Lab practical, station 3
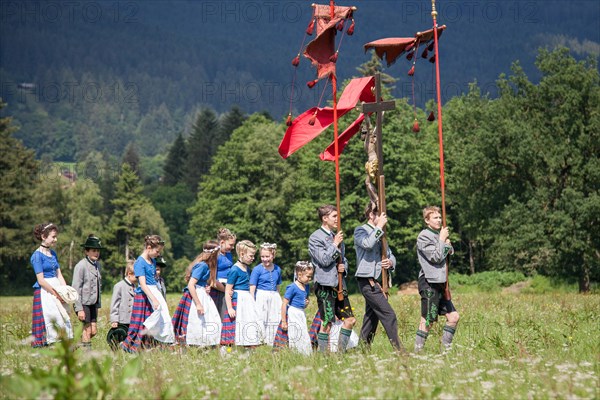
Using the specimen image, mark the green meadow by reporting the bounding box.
[1,291,598,399]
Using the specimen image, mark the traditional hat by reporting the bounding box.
[80,235,104,249]
[155,256,167,268]
[106,324,129,349]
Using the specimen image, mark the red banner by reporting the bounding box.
[278,76,374,159]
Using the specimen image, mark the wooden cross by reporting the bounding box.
[361,73,396,295]
[361,73,396,174]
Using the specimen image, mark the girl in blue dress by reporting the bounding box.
[31,223,73,347]
[121,235,174,352]
[221,240,265,347]
[249,243,282,346]
[210,228,236,320]
[172,240,222,346]
[274,261,313,355]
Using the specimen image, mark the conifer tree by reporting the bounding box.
[122,143,141,177]
[162,133,187,186]
[183,108,219,191]
[219,105,246,144]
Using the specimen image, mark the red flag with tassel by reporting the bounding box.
[364,25,446,134]
[304,4,354,84]
[364,26,445,67]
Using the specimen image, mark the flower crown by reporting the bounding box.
[295,261,313,271]
[203,246,221,254]
[260,242,277,250]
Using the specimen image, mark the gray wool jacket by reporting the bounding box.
[417,228,453,283]
[110,278,135,324]
[354,223,396,280]
[72,257,102,312]
[308,227,348,288]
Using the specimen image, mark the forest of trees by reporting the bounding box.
[1,1,598,164]
[1,48,598,294]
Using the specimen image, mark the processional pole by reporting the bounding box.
[431,0,452,300]
[330,0,342,228]
[329,0,346,301]
[431,0,446,226]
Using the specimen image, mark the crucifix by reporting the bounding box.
[362,73,396,177]
[361,72,395,296]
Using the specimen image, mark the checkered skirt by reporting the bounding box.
[172,291,193,345]
[220,298,237,346]
[120,292,153,352]
[31,288,47,347]
[273,314,289,350]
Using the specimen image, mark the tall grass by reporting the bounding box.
[0,292,598,399]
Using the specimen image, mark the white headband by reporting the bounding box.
[203,246,220,254]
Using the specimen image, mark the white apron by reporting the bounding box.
[186,288,222,346]
[41,277,73,343]
[142,285,175,343]
[287,306,312,356]
[255,289,282,346]
[234,290,265,346]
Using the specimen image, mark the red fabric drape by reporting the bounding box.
[364,26,446,67]
[320,113,365,161]
[363,37,415,67]
[304,4,353,81]
[278,76,374,159]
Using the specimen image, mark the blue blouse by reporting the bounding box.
[134,256,157,293]
[217,253,233,280]
[284,283,309,309]
[31,249,60,288]
[227,264,250,301]
[191,262,210,287]
[249,264,282,291]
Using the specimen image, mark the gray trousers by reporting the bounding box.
[357,277,402,350]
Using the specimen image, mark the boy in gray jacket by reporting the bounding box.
[72,234,103,349]
[107,261,137,349]
[354,202,403,352]
[308,204,356,353]
[414,206,460,352]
